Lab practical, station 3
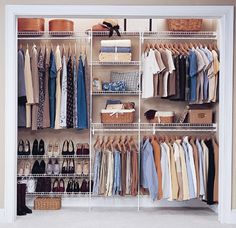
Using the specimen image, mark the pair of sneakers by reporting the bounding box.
[46,159,60,175]
[47,143,60,157]
[18,161,31,176]
[76,160,89,175]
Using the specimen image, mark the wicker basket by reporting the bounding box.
[166,19,202,31]
[149,111,175,124]
[101,109,135,123]
[188,109,212,124]
[34,197,61,210]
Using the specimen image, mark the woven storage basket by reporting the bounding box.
[149,111,175,124]
[101,109,135,123]
[18,18,45,32]
[166,19,202,31]
[34,197,61,210]
[188,109,212,124]
[49,19,74,32]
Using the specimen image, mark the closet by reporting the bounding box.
[16,17,219,211]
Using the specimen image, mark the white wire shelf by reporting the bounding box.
[26,192,90,197]
[143,31,217,40]
[91,123,217,133]
[17,155,90,159]
[92,91,140,96]
[17,174,90,178]
[91,61,140,66]
[17,31,90,40]
[87,30,141,37]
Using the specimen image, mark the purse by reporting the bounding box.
[27,178,36,193]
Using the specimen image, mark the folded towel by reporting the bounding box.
[101,39,131,47]
[99,53,132,62]
[100,47,132,53]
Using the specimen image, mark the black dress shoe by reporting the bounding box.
[74,180,80,193]
[39,160,46,174]
[62,140,69,156]
[32,160,40,174]
[61,159,68,174]
[68,159,75,174]
[32,139,39,156]
[66,178,73,192]
[38,139,45,155]
[18,139,25,156]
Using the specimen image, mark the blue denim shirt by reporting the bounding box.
[93,149,101,195]
[113,150,121,195]
[188,50,198,102]
[49,50,57,128]
[141,139,158,201]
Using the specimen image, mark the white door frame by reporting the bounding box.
[3,5,234,224]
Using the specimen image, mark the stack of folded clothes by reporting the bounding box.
[99,39,132,62]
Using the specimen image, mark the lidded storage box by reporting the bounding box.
[49,19,74,32]
[188,109,213,124]
[18,18,45,32]
[150,111,175,124]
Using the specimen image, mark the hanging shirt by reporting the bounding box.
[176,140,189,200]
[73,56,78,128]
[126,150,132,195]
[188,49,198,102]
[60,55,67,128]
[201,140,209,201]
[196,138,205,197]
[93,149,101,195]
[211,50,220,102]
[54,45,62,129]
[141,139,158,201]
[141,49,159,98]
[160,142,171,199]
[113,150,121,195]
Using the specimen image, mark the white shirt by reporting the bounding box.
[60,55,67,128]
[142,49,159,98]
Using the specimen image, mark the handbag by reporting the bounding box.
[27,178,36,193]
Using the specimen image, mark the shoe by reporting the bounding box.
[17,184,27,216]
[53,142,60,157]
[53,159,60,175]
[47,143,53,157]
[18,161,25,176]
[39,160,46,174]
[76,161,83,175]
[24,161,31,176]
[68,140,75,155]
[18,139,25,156]
[74,180,80,193]
[80,179,88,193]
[82,143,89,155]
[24,140,31,155]
[52,179,59,192]
[62,159,68,174]
[66,178,73,192]
[83,161,89,175]
[62,140,69,156]
[32,139,39,156]
[59,179,65,192]
[47,159,53,175]
[69,159,75,174]
[38,139,45,155]
[31,160,40,174]
[21,184,32,214]
[76,143,83,156]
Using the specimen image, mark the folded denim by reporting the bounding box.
[100,47,131,53]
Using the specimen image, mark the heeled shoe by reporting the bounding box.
[31,160,40,174]
[39,160,46,174]
[59,178,65,192]
[47,159,53,175]
[62,140,69,156]
[68,140,75,155]
[66,178,73,193]
[53,159,60,175]
[53,142,60,157]
[76,143,83,156]
[69,159,75,174]
[18,161,25,176]
[38,139,45,155]
[82,143,89,155]
[74,179,80,193]
[24,140,31,155]
[83,161,89,176]
[52,179,59,192]
[80,179,88,193]
[32,139,39,156]
[76,161,83,175]
[18,139,25,156]
[47,143,53,157]
[61,159,68,174]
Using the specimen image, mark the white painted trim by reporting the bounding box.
[4,4,235,224]
[0,209,6,223]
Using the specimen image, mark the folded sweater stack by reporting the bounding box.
[99,39,132,62]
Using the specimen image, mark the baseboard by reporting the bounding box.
[0,209,6,223]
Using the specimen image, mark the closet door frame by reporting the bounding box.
[4,5,234,224]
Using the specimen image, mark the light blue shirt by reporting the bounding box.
[113,150,121,195]
[141,139,158,201]
[182,141,195,199]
